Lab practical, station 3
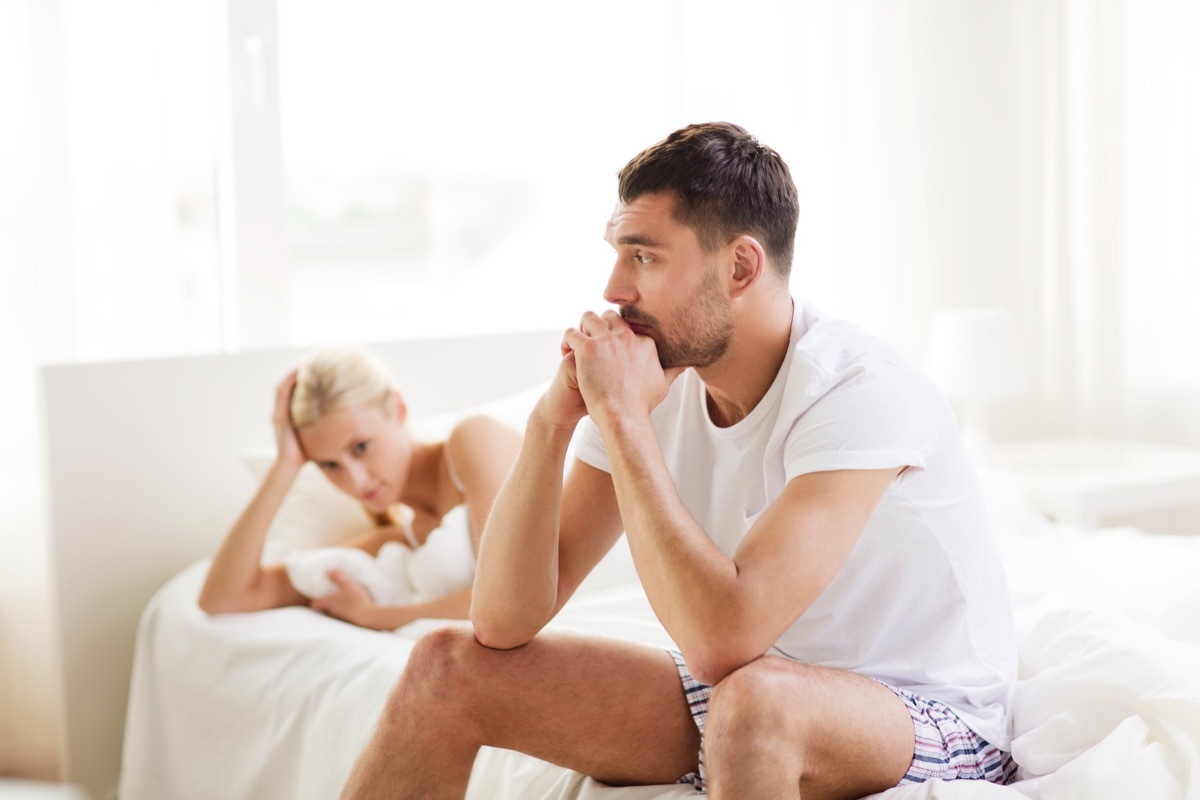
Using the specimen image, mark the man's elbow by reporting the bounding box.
[469,616,536,651]
[469,584,558,650]
[469,604,547,651]
[680,639,765,686]
[686,656,738,687]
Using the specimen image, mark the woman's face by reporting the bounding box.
[296,399,411,514]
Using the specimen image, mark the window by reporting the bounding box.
[238,0,690,347]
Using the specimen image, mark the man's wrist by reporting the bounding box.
[594,405,655,452]
[529,397,583,447]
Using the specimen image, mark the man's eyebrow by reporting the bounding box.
[615,234,667,248]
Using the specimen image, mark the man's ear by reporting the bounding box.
[390,389,408,424]
[728,235,767,298]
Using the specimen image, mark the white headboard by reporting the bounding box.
[40,329,563,800]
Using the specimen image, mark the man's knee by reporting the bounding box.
[708,658,800,739]
[407,625,478,673]
[703,658,814,792]
[705,656,834,765]
[384,626,482,725]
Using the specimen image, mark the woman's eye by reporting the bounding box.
[352,441,368,455]
[319,461,338,471]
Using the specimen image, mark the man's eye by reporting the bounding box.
[319,461,338,471]
[353,441,368,455]
[634,253,653,265]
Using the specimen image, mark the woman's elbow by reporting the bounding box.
[196,590,231,615]
[197,584,260,616]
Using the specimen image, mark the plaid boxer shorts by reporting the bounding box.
[669,650,1017,793]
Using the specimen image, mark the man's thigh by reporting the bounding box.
[702,656,914,799]
[429,627,700,787]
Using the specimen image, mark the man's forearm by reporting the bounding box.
[599,412,745,677]
[470,402,576,648]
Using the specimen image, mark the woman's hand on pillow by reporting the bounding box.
[272,370,307,471]
[310,568,397,630]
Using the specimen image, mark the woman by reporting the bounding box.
[198,348,521,630]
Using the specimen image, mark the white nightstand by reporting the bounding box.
[986,439,1200,534]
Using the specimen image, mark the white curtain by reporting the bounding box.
[0,0,69,780]
[780,0,1200,447]
[1035,0,1200,443]
[1113,0,1200,443]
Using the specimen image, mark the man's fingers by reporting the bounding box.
[560,348,577,370]
[562,327,582,354]
[578,310,612,335]
[600,310,627,330]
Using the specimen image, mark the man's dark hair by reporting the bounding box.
[617,122,799,278]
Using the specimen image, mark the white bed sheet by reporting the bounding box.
[119,487,1200,800]
[119,562,696,800]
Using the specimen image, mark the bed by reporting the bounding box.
[41,332,1200,800]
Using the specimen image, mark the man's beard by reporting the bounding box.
[620,270,733,369]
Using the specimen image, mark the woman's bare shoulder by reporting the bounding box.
[448,413,521,445]
[445,414,522,481]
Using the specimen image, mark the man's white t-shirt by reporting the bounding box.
[573,299,1017,749]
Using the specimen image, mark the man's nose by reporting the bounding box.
[602,261,636,307]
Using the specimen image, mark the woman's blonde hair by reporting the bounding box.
[290,348,397,428]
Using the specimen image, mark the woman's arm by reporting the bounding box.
[310,572,472,630]
[198,372,309,614]
[198,462,308,613]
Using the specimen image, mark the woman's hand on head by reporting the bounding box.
[273,370,307,471]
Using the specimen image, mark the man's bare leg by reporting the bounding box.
[703,656,914,800]
[339,625,699,800]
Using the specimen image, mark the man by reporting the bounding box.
[341,122,1017,800]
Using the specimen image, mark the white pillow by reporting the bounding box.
[241,382,549,550]
[240,451,375,550]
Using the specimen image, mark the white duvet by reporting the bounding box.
[119,486,1200,800]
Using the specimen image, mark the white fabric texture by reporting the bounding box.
[120,565,688,800]
[574,300,1016,748]
[283,505,476,606]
